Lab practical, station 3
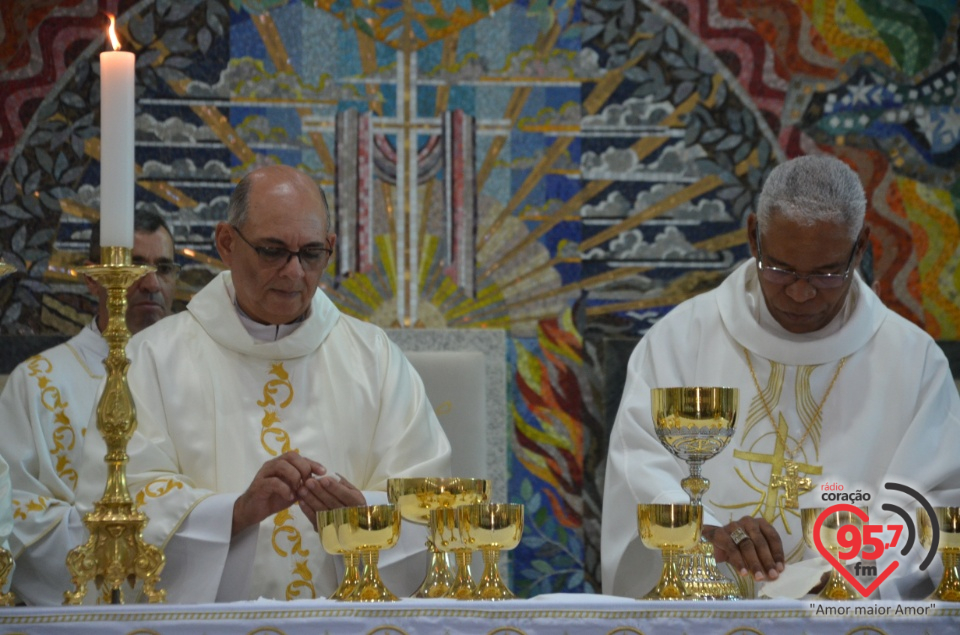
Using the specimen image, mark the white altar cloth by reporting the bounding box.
[1,594,957,634]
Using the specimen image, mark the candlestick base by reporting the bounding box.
[64,247,165,605]
[0,547,14,606]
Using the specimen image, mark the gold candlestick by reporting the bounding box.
[0,258,16,605]
[63,246,165,605]
[0,543,12,606]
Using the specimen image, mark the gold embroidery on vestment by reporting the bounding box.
[27,355,80,489]
[13,496,48,521]
[259,362,314,599]
[712,358,841,562]
[135,478,186,508]
[258,363,297,456]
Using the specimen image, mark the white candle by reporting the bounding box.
[99,16,134,248]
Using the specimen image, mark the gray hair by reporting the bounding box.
[756,155,866,241]
[226,170,331,229]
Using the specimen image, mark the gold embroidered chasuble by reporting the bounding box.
[601,260,960,600]
[0,323,106,605]
[76,272,451,602]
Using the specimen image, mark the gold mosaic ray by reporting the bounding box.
[251,13,335,174]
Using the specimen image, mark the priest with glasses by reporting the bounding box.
[601,155,960,600]
[76,165,451,602]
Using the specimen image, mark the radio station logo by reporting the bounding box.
[812,482,939,597]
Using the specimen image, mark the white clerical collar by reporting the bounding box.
[225,285,310,342]
[234,304,309,342]
[746,266,859,342]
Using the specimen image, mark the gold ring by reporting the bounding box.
[730,527,750,546]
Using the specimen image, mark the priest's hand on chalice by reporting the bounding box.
[703,516,785,582]
[232,451,328,535]
[297,472,366,530]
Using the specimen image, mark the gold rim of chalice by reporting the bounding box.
[650,387,739,460]
[918,507,960,602]
[651,387,738,507]
[387,477,491,598]
[800,506,868,601]
[387,477,492,522]
[334,504,401,602]
[637,503,702,600]
[460,503,524,601]
[317,508,362,601]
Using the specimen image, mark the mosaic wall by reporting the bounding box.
[1,0,958,596]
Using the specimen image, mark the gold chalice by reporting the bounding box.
[317,508,362,600]
[651,387,740,600]
[638,503,703,599]
[335,504,401,602]
[387,477,490,597]
[651,387,738,505]
[918,507,960,601]
[430,507,477,599]
[801,506,867,600]
[460,503,524,600]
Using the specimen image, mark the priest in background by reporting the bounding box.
[601,155,960,599]
[77,165,451,603]
[0,209,177,605]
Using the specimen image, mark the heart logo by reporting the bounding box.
[812,503,899,597]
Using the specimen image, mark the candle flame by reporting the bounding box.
[107,14,121,51]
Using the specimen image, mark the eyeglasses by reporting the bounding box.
[232,225,332,271]
[756,229,859,290]
[132,259,181,281]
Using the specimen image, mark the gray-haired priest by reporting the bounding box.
[601,155,960,600]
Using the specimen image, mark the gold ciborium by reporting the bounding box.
[64,247,165,604]
[638,503,703,599]
[918,507,960,601]
[430,507,477,599]
[460,503,524,600]
[317,508,362,600]
[335,504,401,602]
[651,387,740,600]
[387,477,490,597]
[801,506,867,600]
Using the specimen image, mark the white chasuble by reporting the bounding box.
[601,260,960,599]
[0,323,107,604]
[76,272,452,602]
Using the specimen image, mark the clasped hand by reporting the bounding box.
[232,451,366,535]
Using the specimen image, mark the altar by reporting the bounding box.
[1,595,958,635]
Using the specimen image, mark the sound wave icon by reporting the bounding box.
[884,482,938,571]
